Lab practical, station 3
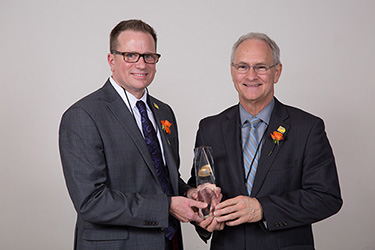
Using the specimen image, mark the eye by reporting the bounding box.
[254,64,268,71]
[237,64,249,71]
[125,52,139,60]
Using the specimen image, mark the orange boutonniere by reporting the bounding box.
[271,131,284,145]
[269,126,286,156]
[161,120,172,134]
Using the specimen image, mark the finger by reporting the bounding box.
[191,200,208,209]
[215,213,234,223]
[190,213,204,223]
[198,216,214,228]
[215,198,237,210]
[205,220,217,232]
[186,189,198,200]
[214,203,237,217]
[218,222,225,230]
[214,187,222,196]
[225,217,244,227]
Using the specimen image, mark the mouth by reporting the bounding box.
[243,83,261,87]
[131,73,149,80]
[132,73,148,77]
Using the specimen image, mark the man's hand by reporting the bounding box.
[213,196,263,226]
[196,216,225,232]
[186,184,223,217]
[187,184,222,202]
[170,196,207,223]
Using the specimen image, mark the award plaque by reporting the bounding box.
[194,146,218,218]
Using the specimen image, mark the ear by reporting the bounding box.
[107,53,115,72]
[273,63,282,84]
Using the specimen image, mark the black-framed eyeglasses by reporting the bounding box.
[231,63,279,75]
[111,51,161,64]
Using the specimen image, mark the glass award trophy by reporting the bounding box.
[194,146,218,218]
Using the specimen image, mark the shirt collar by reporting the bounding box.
[240,98,275,126]
[109,76,148,111]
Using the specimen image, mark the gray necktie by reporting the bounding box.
[243,118,261,195]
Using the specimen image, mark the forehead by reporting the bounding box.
[234,39,273,64]
[116,30,156,52]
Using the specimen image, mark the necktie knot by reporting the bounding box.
[136,100,147,114]
[249,117,261,128]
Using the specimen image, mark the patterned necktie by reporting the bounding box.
[243,117,262,196]
[136,101,177,240]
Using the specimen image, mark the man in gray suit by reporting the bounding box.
[59,19,206,250]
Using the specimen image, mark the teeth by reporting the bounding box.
[133,73,146,76]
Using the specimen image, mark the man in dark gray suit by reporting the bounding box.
[187,33,342,250]
[59,19,206,250]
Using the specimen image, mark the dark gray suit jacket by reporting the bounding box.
[188,98,342,250]
[59,80,189,250]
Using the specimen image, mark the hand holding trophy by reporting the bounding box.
[194,146,221,218]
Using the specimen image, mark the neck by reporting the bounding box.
[240,98,273,116]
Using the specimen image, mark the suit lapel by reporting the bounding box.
[222,105,248,195]
[148,97,179,195]
[101,82,159,181]
[251,98,290,197]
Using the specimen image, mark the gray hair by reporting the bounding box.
[230,32,281,65]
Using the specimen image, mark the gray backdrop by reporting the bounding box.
[1,0,374,249]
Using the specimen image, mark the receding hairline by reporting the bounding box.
[230,32,281,65]
[109,19,157,52]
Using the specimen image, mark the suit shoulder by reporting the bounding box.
[199,105,238,126]
[283,104,323,122]
[278,102,325,131]
[64,82,114,111]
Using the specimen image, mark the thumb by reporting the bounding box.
[190,199,207,209]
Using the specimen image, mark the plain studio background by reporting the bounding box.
[1,1,374,249]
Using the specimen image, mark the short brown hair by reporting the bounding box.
[109,19,157,52]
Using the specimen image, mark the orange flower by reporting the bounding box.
[161,120,172,134]
[269,129,285,156]
[271,131,284,144]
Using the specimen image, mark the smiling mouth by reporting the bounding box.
[132,73,148,76]
[244,83,261,87]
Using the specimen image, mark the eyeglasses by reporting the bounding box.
[111,51,161,64]
[231,63,278,75]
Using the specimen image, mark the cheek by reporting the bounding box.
[148,67,157,77]
[233,74,244,86]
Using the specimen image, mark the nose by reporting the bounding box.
[245,66,258,80]
[135,56,147,68]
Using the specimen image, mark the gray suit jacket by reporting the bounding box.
[59,80,189,250]
[188,98,342,250]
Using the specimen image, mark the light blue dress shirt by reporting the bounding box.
[240,98,275,154]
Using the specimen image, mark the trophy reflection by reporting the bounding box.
[194,146,219,218]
